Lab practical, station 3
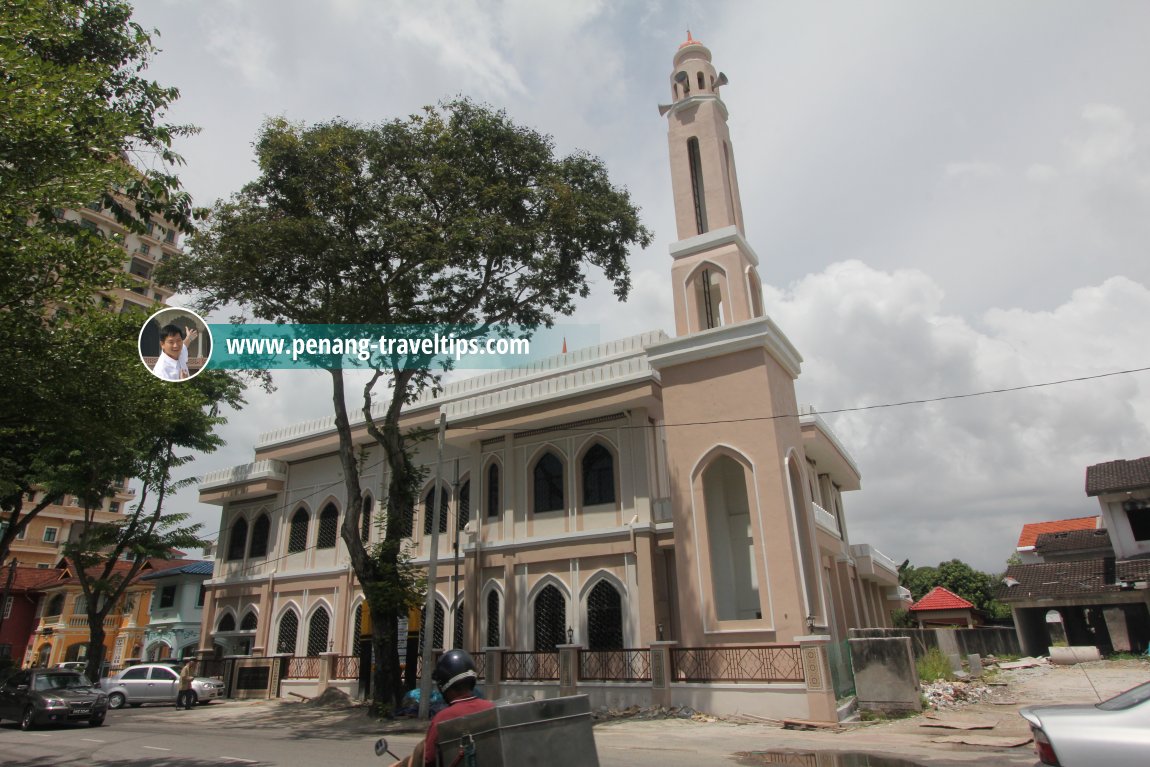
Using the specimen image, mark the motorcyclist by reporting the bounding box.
[391,649,494,767]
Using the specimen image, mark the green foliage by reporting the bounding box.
[917,648,954,682]
[899,558,1012,620]
[891,608,915,628]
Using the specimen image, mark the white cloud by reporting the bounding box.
[1068,104,1136,171]
[944,161,1001,181]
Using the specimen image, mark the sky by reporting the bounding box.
[129,1,1150,574]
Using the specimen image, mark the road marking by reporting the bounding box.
[142,746,171,751]
[81,738,106,743]
[30,733,52,738]
[218,758,258,764]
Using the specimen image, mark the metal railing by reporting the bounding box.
[333,655,360,679]
[501,651,560,681]
[578,649,651,681]
[473,652,486,680]
[670,645,804,683]
[284,656,322,679]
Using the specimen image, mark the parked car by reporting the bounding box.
[1019,679,1150,766]
[101,662,224,709]
[0,669,109,729]
[53,662,89,672]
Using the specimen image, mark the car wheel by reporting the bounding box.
[107,692,126,710]
[90,715,105,727]
[20,706,36,731]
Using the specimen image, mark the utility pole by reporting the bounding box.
[417,413,448,720]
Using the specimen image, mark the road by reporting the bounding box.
[0,700,1031,767]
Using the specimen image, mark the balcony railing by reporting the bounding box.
[502,651,559,681]
[284,656,321,679]
[812,503,840,537]
[333,655,359,679]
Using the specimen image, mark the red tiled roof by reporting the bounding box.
[6,566,65,592]
[1016,516,1099,549]
[1086,456,1150,496]
[909,586,974,612]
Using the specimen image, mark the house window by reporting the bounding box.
[288,508,309,553]
[42,527,58,543]
[138,243,150,257]
[306,608,330,656]
[360,495,373,541]
[159,585,176,609]
[486,590,500,648]
[240,611,258,631]
[695,268,724,330]
[457,481,471,532]
[687,137,708,234]
[249,514,270,558]
[109,501,120,513]
[16,525,26,540]
[587,580,624,650]
[453,601,465,650]
[533,585,566,651]
[423,487,448,536]
[581,445,615,506]
[45,594,65,617]
[277,611,299,654]
[1124,499,1150,542]
[3,596,11,619]
[226,517,248,561]
[419,602,445,652]
[352,604,364,656]
[218,613,236,632]
[36,563,50,569]
[196,585,205,607]
[316,504,338,549]
[486,463,501,518]
[533,453,564,513]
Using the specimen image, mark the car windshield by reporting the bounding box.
[1097,680,1150,711]
[34,674,91,692]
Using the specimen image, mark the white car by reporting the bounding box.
[1019,680,1150,766]
[101,663,225,709]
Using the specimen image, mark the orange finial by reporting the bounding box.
[679,30,702,49]
[562,337,567,354]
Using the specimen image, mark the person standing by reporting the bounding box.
[177,658,197,709]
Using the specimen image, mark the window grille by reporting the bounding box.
[317,504,339,549]
[486,590,500,648]
[361,496,373,541]
[457,481,471,532]
[534,585,566,651]
[398,501,415,538]
[288,508,309,552]
[486,464,500,518]
[277,612,299,654]
[533,453,564,513]
[307,608,330,656]
[587,581,624,650]
[240,611,258,631]
[419,602,445,651]
[687,137,708,234]
[582,445,616,506]
[249,514,270,558]
[423,487,448,535]
[218,613,236,632]
[453,602,465,650]
[352,604,363,656]
[226,518,248,561]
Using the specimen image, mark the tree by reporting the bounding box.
[0,0,198,566]
[167,101,652,710]
[899,558,1011,621]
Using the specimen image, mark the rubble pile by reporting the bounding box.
[593,704,716,722]
[920,679,995,710]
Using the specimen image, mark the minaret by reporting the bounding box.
[660,32,764,336]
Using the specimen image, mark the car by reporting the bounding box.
[0,669,109,730]
[1019,679,1150,766]
[101,662,225,709]
[53,661,89,672]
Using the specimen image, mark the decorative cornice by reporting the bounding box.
[668,225,758,266]
[646,315,803,378]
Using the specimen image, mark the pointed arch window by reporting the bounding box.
[240,611,258,631]
[486,463,501,518]
[695,268,724,330]
[453,601,465,650]
[420,602,445,651]
[317,504,338,549]
[587,581,624,650]
[424,486,448,535]
[249,513,270,558]
[360,495,373,541]
[288,508,309,553]
[534,585,566,651]
[226,517,248,561]
[217,613,236,632]
[352,603,364,656]
[697,71,705,91]
[457,480,471,532]
[581,444,616,506]
[306,607,330,656]
[687,137,708,234]
[486,590,501,648]
[533,452,564,513]
[277,611,299,654]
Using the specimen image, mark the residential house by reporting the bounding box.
[194,35,904,721]
[1014,515,1102,564]
[0,566,63,663]
[141,560,213,661]
[908,586,978,629]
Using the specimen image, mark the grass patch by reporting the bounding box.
[917,648,954,682]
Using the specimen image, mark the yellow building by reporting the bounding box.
[26,558,188,670]
[4,487,136,569]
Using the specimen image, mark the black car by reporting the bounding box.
[0,669,109,730]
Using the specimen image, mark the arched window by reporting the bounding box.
[277,611,299,654]
[240,611,258,631]
[703,454,759,620]
[581,444,615,506]
[687,137,707,234]
[306,607,330,656]
[697,71,705,90]
[352,603,364,656]
[695,268,724,330]
[249,514,270,558]
[486,590,500,648]
[486,463,501,518]
[419,602,445,651]
[457,480,471,532]
[226,517,248,561]
[453,601,465,650]
[587,581,624,650]
[533,452,564,513]
[360,495,373,541]
[288,508,309,553]
[217,613,236,632]
[46,594,65,617]
[423,486,448,535]
[534,585,566,651]
[316,504,338,549]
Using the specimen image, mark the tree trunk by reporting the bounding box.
[85,620,107,685]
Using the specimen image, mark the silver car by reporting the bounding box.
[101,663,225,709]
[1019,680,1150,766]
